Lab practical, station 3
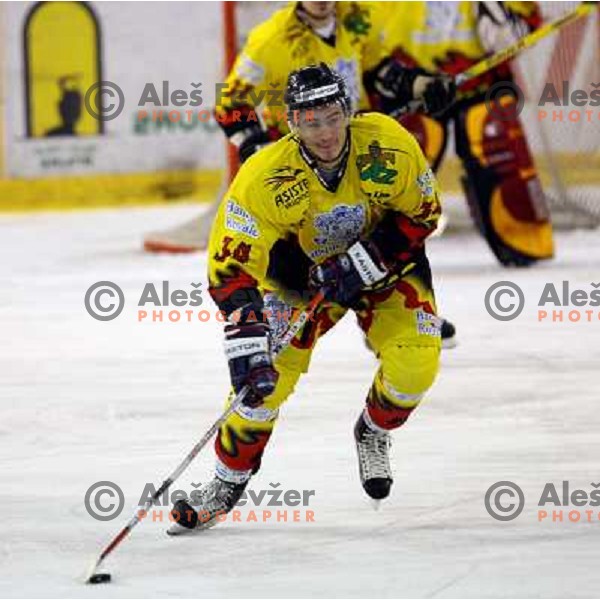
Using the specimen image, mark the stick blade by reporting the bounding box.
[87,573,112,584]
[84,558,111,585]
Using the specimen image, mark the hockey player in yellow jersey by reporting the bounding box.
[143,1,454,254]
[377,1,554,267]
[215,1,453,161]
[168,64,442,533]
[216,0,388,141]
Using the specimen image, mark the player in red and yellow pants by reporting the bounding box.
[214,257,441,479]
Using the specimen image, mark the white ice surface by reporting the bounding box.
[1,203,599,598]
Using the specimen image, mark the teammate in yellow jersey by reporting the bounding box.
[143,1,453,253]
[379,1,554,267]
[168,64,443,534]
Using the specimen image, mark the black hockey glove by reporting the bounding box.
[364,58,417,113]
[308,240,389,307]
[224,318,278,407]
[412,74,456,117]
[365,58,455,117]
[238,127,272,163]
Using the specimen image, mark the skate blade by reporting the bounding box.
[442,336,458,350]
[166,518,219,536]
[369,498,383,511]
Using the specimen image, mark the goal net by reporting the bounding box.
[516,2,600,228]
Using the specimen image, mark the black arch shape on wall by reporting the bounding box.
[23,1,104,138]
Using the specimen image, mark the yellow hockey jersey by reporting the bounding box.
[216,2,389,133]
[208,112,441,306]
[378,1,540,90]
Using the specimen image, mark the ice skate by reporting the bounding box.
[354,412,393,504]
[441,318,457,349]
[167,476,248,536]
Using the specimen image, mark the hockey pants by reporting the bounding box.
[214,260,441,479]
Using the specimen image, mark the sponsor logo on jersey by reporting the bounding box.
[365,190,391,202]
[416,168,435,198]
[265,167,305,190]
[310,204,366,259]
[342,3,372,37]
[265,167,310,209]
[225,200,260,239]
[356,141,398,185]
[274,178,310,209]
[416,310,442,337]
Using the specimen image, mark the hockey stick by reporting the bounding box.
[454,1,596,87]
[391,1,597,116]
[85,290,325,584]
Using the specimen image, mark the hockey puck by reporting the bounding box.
[87,573,112,584]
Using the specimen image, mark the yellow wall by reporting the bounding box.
[0,169,221,212]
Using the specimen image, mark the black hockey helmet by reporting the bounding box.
[284,62,351,114]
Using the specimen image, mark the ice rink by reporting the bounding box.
[1,203,599,598]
